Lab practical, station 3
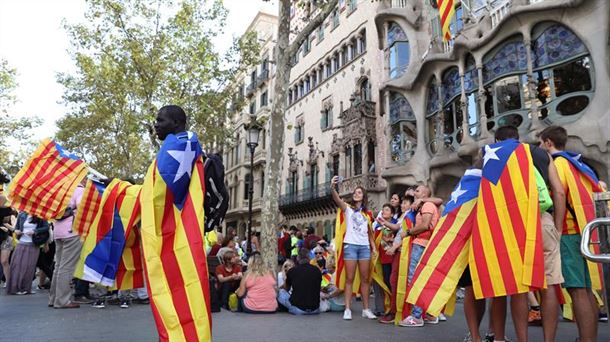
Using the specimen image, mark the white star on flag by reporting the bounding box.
[483,145,502,166]
[167,141,196,183]
[450,183,467,204]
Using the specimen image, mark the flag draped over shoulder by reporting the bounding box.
[372,229,392,312]
[74,179,143,290]
[140,132,211,342]
[395,217,413,324]
[552,151,604,293]
[470,140,545,299]
[334,208,386,295]
[8,138,87,220]
[407,169,482,316]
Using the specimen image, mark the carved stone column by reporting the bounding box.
[459,65,474,146]
[476,63,492,140]
[524,35,543,135]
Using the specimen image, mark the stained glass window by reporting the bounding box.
[389,92,415,124]
[533,24,587,69]
[388,92,416,163]
[426,78,440,115]
[388,23,409,79]
[442,67,461,104]
[483,39,527,84]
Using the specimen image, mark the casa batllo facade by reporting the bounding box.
[374,0,609,200]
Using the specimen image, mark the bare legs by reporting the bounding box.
[464,287,486,341]
[567,288,598,342]
[343,259,372,311]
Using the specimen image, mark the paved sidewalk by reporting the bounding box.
[1,289,608,341]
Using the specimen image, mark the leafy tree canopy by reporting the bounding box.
[57,0,260,180]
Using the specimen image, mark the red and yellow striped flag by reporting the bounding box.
[407,169,481,316]
[115,182,143,290]
[471,141,545,299]
[140,132,210,342]
[72,179,105,237]
[8,138,87,220]
[438,0,456,42]
[395,217,413,324]
[372,229,392,313]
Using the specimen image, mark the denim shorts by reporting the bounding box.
[343,243,370,261]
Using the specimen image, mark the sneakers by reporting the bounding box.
[463,332,472,342]
[599,312,608,322]
[483,333,512,342]
[424,314,439,325]
[73,295,94,304]
[399,315,424,327]
[362,309,377,319]
[92,299,105,308]
[343,309,352,320]
[16,291,28,295]
[528,309,542,326]
[120,300,130,308]
[438,313,447,321]
[378,313,395,324]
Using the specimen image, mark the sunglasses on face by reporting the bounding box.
[315,252,324,255]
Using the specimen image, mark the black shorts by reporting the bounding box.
[458,266,472,287]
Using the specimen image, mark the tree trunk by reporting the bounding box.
[260,0,339,270]
[260,0,291,270]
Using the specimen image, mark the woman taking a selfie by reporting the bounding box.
[330,175,377,321]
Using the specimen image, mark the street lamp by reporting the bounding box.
[244,115,262,255]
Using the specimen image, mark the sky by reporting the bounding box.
[0,0,276,145]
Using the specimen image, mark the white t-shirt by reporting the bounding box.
[343,207,370,246]
[19,216,37,244]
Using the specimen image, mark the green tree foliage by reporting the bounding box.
[57,0,260,180]
[0,59,42,175]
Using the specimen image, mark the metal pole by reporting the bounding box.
[246,144,256,255]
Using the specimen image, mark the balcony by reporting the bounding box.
[279,181,332,207]
[256,69,269,87]
[246,82,256,97]
[491,0,511,28]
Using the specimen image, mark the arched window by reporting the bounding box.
[464,55,480,137]
[360,78,371,101]
[389,92,417,163]
[442,67,463,150]
[387,22,410,79]
[425,77,440,154]
[482,36,529,132]
[531,22,593,121]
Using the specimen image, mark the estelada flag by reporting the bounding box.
[395,216,413,324]
[72,179,105,237]
[372,228,392,312]
[334,207,387,297]
[470,140,545,299]
[552,151,604,291]
[8,138,87,220]
[407,169,481,317]
[74,179,143,290]
[140,132,211,342]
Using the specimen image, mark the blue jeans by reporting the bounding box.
[277,289,319,315]
[408,244,425,319]
[343,243,370,261]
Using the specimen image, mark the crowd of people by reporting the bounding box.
[0,124,607,342]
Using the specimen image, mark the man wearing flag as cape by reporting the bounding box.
[539,125,602,342]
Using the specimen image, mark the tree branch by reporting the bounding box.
[287,0,338,57]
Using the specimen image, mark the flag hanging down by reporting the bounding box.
[8,138,88,220]
[407,169,481,317]
[372,228,392,313]
[470,140,545,299]
[438,0,456,42]
[74,179,143,290]
[395,217,413,324]
[140,131,211,342]
[72,179,106,237]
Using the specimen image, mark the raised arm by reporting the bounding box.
[330,176,347,211]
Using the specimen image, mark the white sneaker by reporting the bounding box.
[362,309,377,319]
[343,309,352,320]
[439,313,447,321]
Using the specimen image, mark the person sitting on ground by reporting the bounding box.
[236,252,277,314]
[320,254,345,312]
[278,259,294,289]
[278,248,322,315]
[216,250,242,310]
[310,246,327,271]
[217,236,238,261]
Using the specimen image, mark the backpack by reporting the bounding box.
[203,153,229,233]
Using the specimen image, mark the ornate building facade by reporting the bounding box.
[374,0,609,200]
[224,12,278,239]
[279,0,388,240]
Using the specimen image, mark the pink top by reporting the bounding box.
[244,273,278,312]
[53,185,85,239]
